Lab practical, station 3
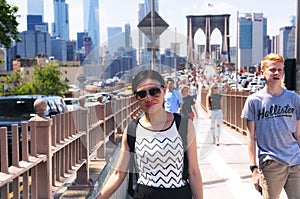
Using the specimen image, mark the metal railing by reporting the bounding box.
[0,96,141,199]
[200,89,251,135]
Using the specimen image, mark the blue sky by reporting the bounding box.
[7,0,296,46]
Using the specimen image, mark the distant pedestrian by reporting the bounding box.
[97,70,203,199]
[206,84,223,146]
[164,78,183,113]
[29,98,49,121]
[241,53,300,198]
[181,85,198,121]
[97,94,104,104]
[78,96,88,110]
[190,82,198,100]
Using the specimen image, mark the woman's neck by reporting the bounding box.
[143,109,168,128]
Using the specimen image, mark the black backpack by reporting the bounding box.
[126,113,189,197]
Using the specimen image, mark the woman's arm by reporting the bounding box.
[186,119,203,199]
[97,132,131,199]
[206,94,211,118]
[191,104,198,118]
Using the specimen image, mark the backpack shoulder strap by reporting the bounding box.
[126,117,140,197]
[173,113,188,149]
[127,117,139,152]
[173,113,189,181]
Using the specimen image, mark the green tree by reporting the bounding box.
[0,1,20,48]
[3,70,27,95]
[32,62,69,96]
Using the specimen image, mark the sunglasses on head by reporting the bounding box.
[134,85,164,100]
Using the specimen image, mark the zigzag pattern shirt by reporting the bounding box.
[135,120,186,188]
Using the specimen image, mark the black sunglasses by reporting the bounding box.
[134,85,164,100]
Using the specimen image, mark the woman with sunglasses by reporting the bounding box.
[97,70,203,199]
[206,83,223,146]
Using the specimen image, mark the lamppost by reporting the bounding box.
[296,0,300,92]
[236,11,250,90]
[236,10,240,91]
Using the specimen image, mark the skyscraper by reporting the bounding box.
[237,13,267,67]
[52,0,69,41]
[138,3,145,64]
[27,0,44,17]
[83,0,100,49]
[107,27,123,54]
[144,0,159,15]
[27,0,48,32]
[16,30,51,59]
[279,26,296,59]
[138,0,159,65]
[125,23,131,48]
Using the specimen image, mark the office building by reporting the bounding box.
[66,41,76,61]
[77,32,87,50]
[51,38,67,61]
[137,3,145,64]
[138,0,160,65]
[52,0,69,40]
[27,0,44,17]
[144,0,159,15]
[83,0,100,49]
[27,0,48,32]
[27,15,48,32]
[125,23,131,48]
[16,30,51,59]
[279,26,295,59]
[107,27,123,55]
[237,13,267,67]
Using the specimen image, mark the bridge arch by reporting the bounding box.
[186,14,231,63]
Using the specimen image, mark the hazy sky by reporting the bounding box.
[7,0,297,46]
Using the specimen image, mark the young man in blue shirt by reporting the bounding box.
[164,78,183,113]
[241,53,300,198]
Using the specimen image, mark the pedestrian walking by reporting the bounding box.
[97,70,203,199]
[164,78,183,113]
[180,85,198,121]
[241,53,300,198]
[206,83,223,146]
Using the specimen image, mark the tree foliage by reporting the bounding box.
[2,70,27,95]
[0,62,69,96]
[32,62,69,96]
[0,1,20,48]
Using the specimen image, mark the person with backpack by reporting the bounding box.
[180,85,198,121]
[97,70,203,199]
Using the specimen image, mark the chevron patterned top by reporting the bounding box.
[135,120,186,188]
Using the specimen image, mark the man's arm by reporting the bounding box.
[297,120,300,146]
[246,119,261,192]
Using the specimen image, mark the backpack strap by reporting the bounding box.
[173,113,188,149]
[126,117,140,197]
[127,118,139,152]
[173,113,189,181]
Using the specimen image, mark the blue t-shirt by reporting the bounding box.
[164,89,183,113]
[241,89,300,166]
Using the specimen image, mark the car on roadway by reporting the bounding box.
[63,97,80,111]
[0,95,67,165]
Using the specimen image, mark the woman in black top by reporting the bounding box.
[180,85,198,120]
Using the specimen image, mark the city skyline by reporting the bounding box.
[7,0,297,46]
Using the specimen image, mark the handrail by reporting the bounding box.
[0,95,141,199]
[200,88,251,134]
